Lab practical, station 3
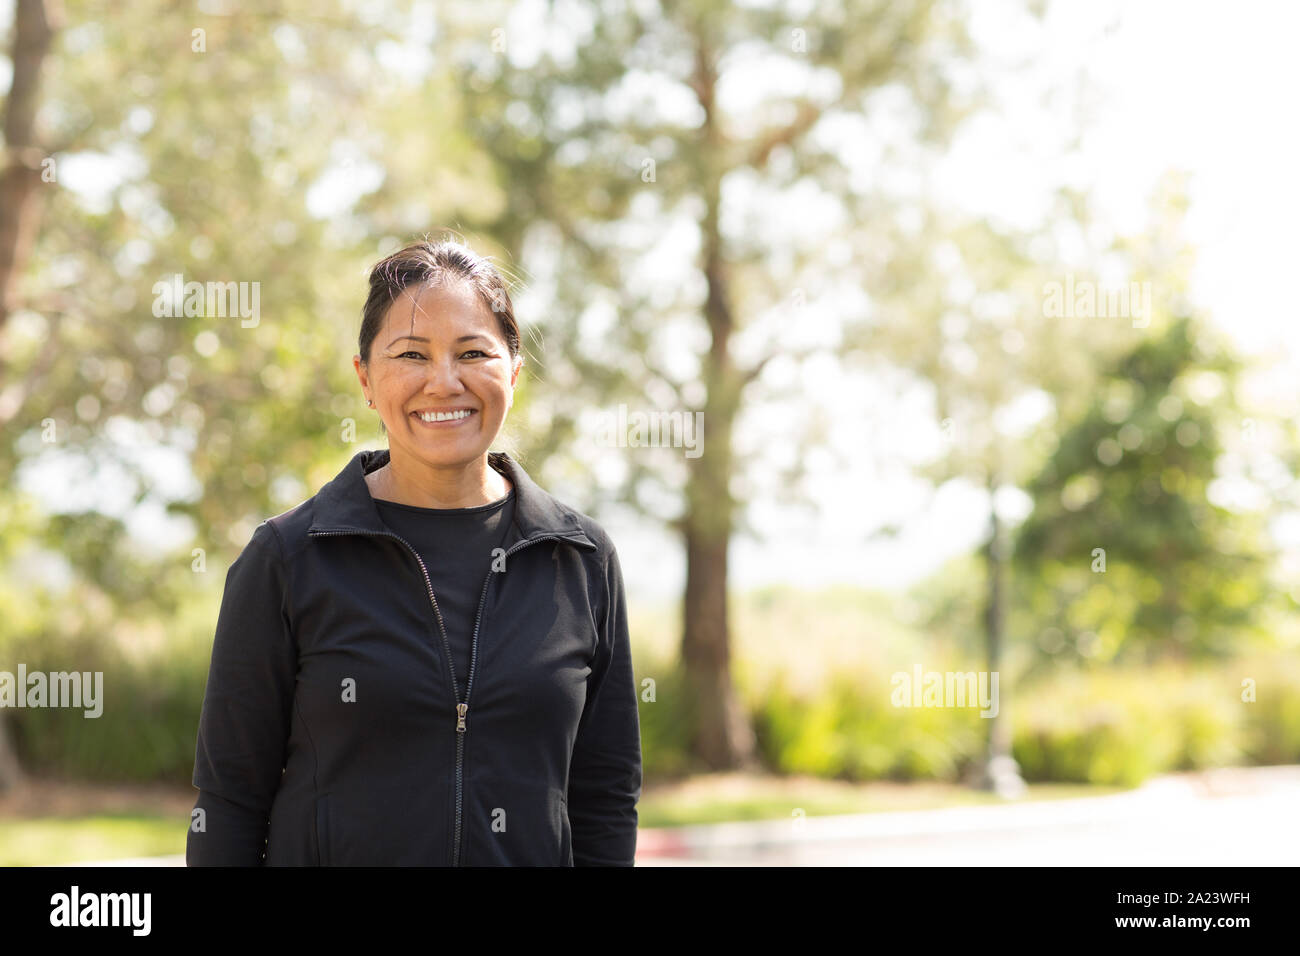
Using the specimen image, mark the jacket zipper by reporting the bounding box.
[308,524,588,866]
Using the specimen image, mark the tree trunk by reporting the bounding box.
[0,0,58,792]
[0,714,23,793]
[0,0,58,344]
[673,25,758,771]
[676,306,756,769]
[680,506,758,771]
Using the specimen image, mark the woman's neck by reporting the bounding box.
[365,454,511,509]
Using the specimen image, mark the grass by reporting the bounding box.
[0,814,186,867]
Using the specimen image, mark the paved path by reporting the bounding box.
[62,766,1300,866]
[634,765,1300,865]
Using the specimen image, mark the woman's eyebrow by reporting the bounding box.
[387,334,491,346]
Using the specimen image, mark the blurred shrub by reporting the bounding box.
[1012,664,1246,786]
[633,655,694,779]
[752,670,985,782]
[6,628,209,784]
[1238,652,1300,764]
[6,585,1299,790]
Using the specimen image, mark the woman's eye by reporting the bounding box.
[396,349,487,359]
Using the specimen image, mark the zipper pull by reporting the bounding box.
[456,702,468,732]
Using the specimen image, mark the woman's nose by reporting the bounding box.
[423,356,464,392]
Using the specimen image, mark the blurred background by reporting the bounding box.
[2,0,1299,866]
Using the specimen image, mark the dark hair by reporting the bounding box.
[359,236,521,367]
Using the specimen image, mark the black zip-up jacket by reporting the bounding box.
[187,448,642,866]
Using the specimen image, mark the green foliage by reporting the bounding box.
[1238,653,1300,764]
[754,670,986,782]
[1014,315,1278,662]
[903,552,1000,662]
[633,657,695,780]
[38,513,185,617]
[4,613,212,784]
[7,587,1300,789]
[1011,664,1243,786]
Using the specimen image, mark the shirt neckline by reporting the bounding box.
[371,488,515,515]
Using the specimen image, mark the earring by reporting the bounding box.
[366,399,374,407]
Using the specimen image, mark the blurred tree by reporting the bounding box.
[0,0,492,786]
[1014,311,1278,664]
[7,0,1242,794]
[0,0,62,792]
[865,169,1291,788]
[850,194,1136,794]
[393,0,988,769]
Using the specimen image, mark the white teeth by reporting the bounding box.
[417,409,472,422]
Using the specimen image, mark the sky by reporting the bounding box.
[16,0,1300,604]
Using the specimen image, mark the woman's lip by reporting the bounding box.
[410,409,476,427]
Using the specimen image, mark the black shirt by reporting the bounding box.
[372,489,516,700]
[188,447,641,866]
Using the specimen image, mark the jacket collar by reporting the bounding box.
[307,447,596,551]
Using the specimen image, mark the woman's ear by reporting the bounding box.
[353,354,369,395]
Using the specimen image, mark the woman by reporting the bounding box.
[187,238,642,866]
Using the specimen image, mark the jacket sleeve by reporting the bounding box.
[568,537,643,866]
[187,520,297,866]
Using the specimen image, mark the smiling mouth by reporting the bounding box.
[411,409,476,425]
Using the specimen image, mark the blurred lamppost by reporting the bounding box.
[967,475,1026,799]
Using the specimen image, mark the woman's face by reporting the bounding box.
[354,279,520,470]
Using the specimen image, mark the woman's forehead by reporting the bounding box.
[382,281,496,335]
